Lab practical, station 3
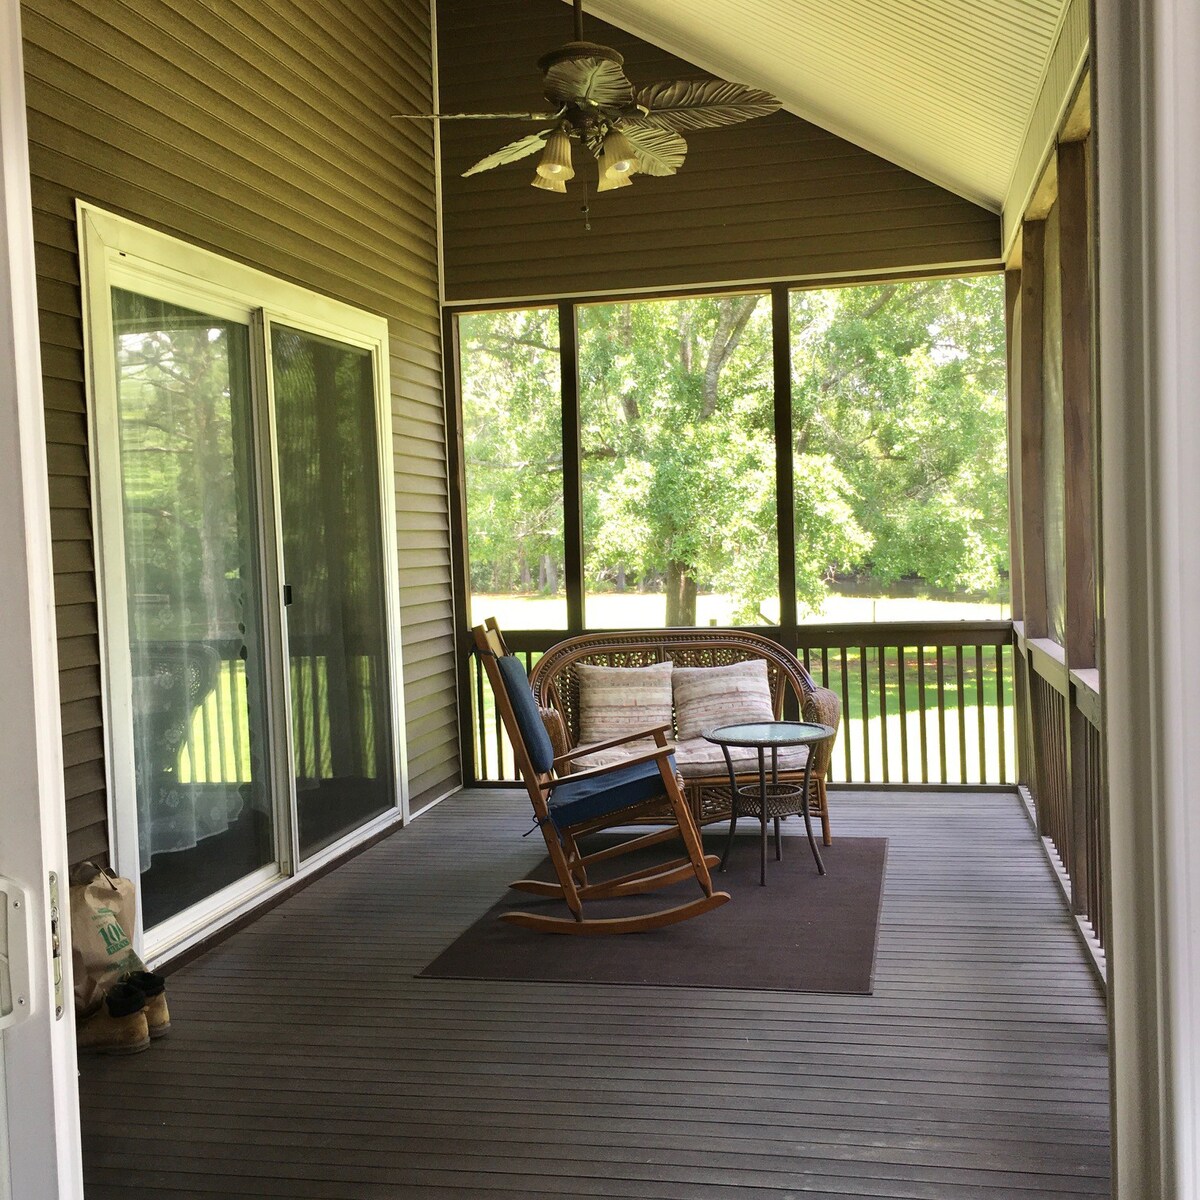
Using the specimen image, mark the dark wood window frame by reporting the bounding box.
[444,266,1011,785]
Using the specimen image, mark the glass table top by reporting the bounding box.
[704,720,835,748]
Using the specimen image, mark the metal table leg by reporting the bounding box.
[718,745,739,872]
[772,748,782,861]
[800,752,826,875]
[758,748,768,886]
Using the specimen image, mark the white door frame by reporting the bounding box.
[1095,0,1200,1193]
[0,0,84,1196]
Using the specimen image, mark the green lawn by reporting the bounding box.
[471,589,1010,630]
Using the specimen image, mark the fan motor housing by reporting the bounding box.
[536,40,625,73]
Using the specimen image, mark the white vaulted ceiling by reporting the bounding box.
[573,0,1081,216]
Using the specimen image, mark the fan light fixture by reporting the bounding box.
[535,129,575,181]
[392,0,781,201]
[599,129,638,181]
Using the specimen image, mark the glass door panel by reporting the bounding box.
[269,324,396,859]
[111,288,277,929]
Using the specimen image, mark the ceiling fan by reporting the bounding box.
[393,0,782,193]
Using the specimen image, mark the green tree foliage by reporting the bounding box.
[791,276,1008,594]
[459,308,565,594]
[460,275,1008,623]
[578,294,868,624]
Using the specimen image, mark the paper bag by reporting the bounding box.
[69,864,145,1014]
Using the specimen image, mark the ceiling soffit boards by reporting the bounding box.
[572,0,1076,215]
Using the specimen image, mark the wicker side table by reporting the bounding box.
[703,721,834,885]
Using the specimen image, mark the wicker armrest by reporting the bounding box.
[539,706,571,770]
[803,685,842,776]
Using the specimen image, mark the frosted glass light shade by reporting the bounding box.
[599,130,639,179]
[531,172,568,193]
[596,159,632,191]
[536,130,575,181]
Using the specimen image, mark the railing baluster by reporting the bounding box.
[878,643,889,784]
[859,645,871,782]
[917,645,929,784]
[840,646,851,780]
[229,660,245,782]
[956,644,968,785]
[995,644,1007,784]
[213,667,228,783]
[976,644,987,784]
[898,645,909,784]
[936,647,947,784]
[474,653,488,779]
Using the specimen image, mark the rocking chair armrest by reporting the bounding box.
[552,723,673,766]
[544,743,676,790]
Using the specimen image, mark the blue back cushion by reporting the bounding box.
[496,655,555,774]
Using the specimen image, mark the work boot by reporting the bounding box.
[76,981,149,1055]
[123,970,170,1039]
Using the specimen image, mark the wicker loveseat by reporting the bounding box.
[528,629,841,844]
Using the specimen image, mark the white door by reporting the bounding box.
[0,1,85,1196]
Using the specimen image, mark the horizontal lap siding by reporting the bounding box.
[438,0,1001,303]
[22,0,458,864]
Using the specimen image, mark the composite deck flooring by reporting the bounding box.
[80,789,1111,1199]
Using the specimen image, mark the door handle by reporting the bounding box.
[282,584,293,607]
[0,874,32,1029]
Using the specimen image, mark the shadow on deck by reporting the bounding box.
[79,788,1111,1199]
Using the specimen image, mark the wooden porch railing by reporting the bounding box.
[1016,628,1106,953]
[464,621,1017,788]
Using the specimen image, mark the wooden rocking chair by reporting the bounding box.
[473,619,731,934]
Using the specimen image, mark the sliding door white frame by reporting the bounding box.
[79,203,409,961]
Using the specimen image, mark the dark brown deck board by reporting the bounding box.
[79,789,1111,1198]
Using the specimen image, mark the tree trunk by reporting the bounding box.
[615,564,626,592]
[519,550,531,591]
[664,559,698,626]
[541,554,558,593]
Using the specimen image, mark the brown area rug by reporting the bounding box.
[421,832,887,994]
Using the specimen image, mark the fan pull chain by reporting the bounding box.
[581,180,591,232]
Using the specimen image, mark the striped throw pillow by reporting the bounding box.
[577,661,674,744]
[672,659,775,740]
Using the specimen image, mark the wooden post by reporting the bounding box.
[1059,138,1097,670]
[772,284,799,716]
[1019,220,1048,640]
[1005,267,1024,625]
[1016,223,1048,808]
[559,301,584,633]
[442,310,478,785]
[1058,136,1097,918]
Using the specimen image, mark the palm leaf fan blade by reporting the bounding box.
[634,80,781,132]
[542,57,635,109]
[462,131,554,177]
[617,122,687,176]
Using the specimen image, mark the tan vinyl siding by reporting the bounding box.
[438,0,1001,304]
[23,0,458,864]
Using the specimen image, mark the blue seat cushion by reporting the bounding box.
[548,754,676,829]
[496,654,555,774]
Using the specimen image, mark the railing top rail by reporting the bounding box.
[487,620,1015,654]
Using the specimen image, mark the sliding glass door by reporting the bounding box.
[84,207,406,954]
[269,325,397,860]
[110,289,277,929]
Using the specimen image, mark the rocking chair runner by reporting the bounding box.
[473,619,731,934]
